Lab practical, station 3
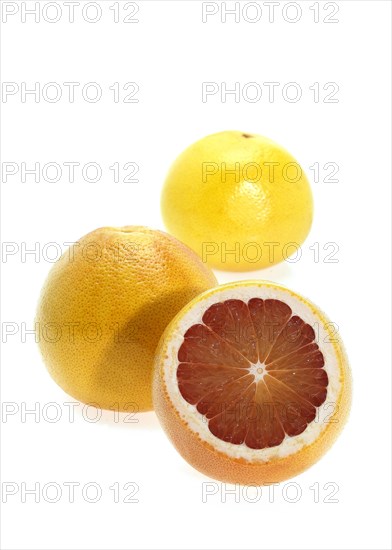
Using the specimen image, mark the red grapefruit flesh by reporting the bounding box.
[177,299,328,450]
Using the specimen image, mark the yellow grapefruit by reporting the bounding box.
[161,131,313,271]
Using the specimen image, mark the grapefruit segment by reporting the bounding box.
[265,315,316,364]
[202,299,258,363]
[267,368,328,406]
[177,363,247,409]
[265,342,324,371]
[245,381,286,449]
[248,298,292,362]
[178,324,249,368]
[208,381,256,445]
[263,374,316,436]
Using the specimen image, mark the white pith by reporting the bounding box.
[161,283,342,463]
[249,361,266,382]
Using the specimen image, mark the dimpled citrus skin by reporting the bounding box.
[36,226,217,412]
[161,131,314,271]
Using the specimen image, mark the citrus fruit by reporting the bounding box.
[153,281,351,484]
[36,226,217,412]
[161,130,313,271]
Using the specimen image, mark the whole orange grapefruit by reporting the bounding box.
[36,226,217,412]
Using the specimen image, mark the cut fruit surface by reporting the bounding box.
[153,281,351,485]
[178,298,328,449]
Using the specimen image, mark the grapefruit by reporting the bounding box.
[36,226,217,412]
[153,281,351,484]
[161,131,313,271]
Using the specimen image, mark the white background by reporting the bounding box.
[1,1,391,549]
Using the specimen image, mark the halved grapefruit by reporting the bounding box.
[153,281,351,484]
